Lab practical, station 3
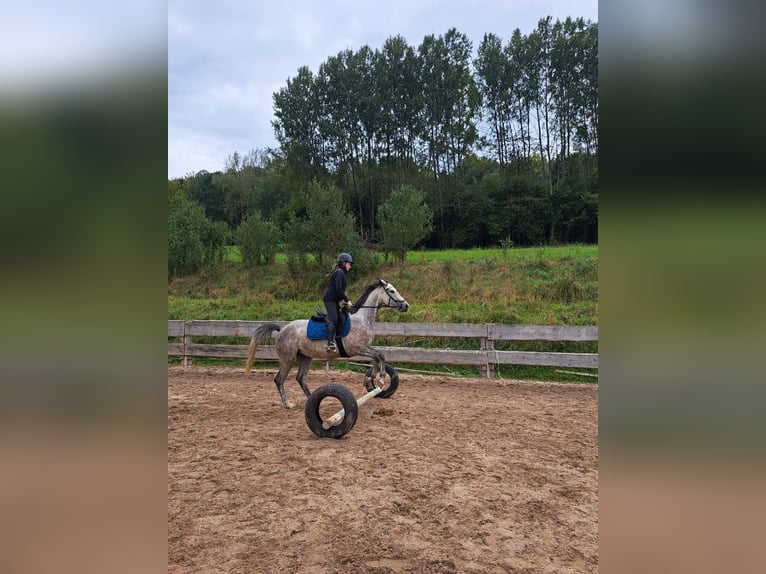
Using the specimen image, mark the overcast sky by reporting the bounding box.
[168,0,598,179]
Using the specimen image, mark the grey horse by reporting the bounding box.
[244,279,409,408]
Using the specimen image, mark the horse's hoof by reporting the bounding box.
[284,401,296,409]
[364,364,400,399]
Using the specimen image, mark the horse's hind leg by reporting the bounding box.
[361,347,386,392]
[295,352,313,398]
[274,360,295,409]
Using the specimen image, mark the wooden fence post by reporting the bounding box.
[182,321,192,367]
[480,324,495,379]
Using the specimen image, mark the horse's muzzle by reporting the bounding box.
[399,301,409,312]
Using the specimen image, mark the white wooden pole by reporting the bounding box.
[321,386,383,429]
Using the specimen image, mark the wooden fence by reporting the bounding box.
[168,320,597,379]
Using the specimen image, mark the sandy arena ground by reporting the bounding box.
[168,365,598,573]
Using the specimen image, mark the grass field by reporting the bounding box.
[169,244,598,382]
[224,244,597,264]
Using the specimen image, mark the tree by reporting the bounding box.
[528,18,555,195]
[198,20,600,254]
[474,33,514,168]
[282,180,361,269]
[183,170,226,222]
[271,66,324,179]
[236,211,279,267]
[417,29,480,247]
[378,35,422,165]
[377,185,433,263]
[168,188,227,277]
[316,47,382,240]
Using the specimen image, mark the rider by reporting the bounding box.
[323,252,353,353]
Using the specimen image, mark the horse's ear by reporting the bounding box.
[379,278,388,286]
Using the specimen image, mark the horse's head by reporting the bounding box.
[377,279,409,312]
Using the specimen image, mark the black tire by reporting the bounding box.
[365,364,400,399]
[304,383,359,439]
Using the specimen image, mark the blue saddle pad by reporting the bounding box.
[307,316,351,340]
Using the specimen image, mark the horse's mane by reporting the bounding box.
[350,281,383,312]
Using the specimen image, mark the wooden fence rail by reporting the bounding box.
[168,320,597,379]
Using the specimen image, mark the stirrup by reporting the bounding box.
[326,342,337,352]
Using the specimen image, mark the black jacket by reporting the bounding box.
[323,267,349,304]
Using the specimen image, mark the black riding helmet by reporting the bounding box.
[338,252,353,264]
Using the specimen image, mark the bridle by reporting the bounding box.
[352,287,407,310]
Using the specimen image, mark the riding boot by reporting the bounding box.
[326,321,337,352]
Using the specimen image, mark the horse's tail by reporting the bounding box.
[244,323,282,374]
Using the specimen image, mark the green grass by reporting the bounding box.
[403,244,597,262]
[171,245,598,383]
[224,244,597,264]
[223,245,242,264]
[225,246,321,265]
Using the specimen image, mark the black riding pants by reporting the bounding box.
[323,301,341,342]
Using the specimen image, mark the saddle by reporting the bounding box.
[310,309,328,322]
[306,307,351,341]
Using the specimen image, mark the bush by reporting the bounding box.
[377,184,433,263]
[236,211,279,267]
[168,191,227,277]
